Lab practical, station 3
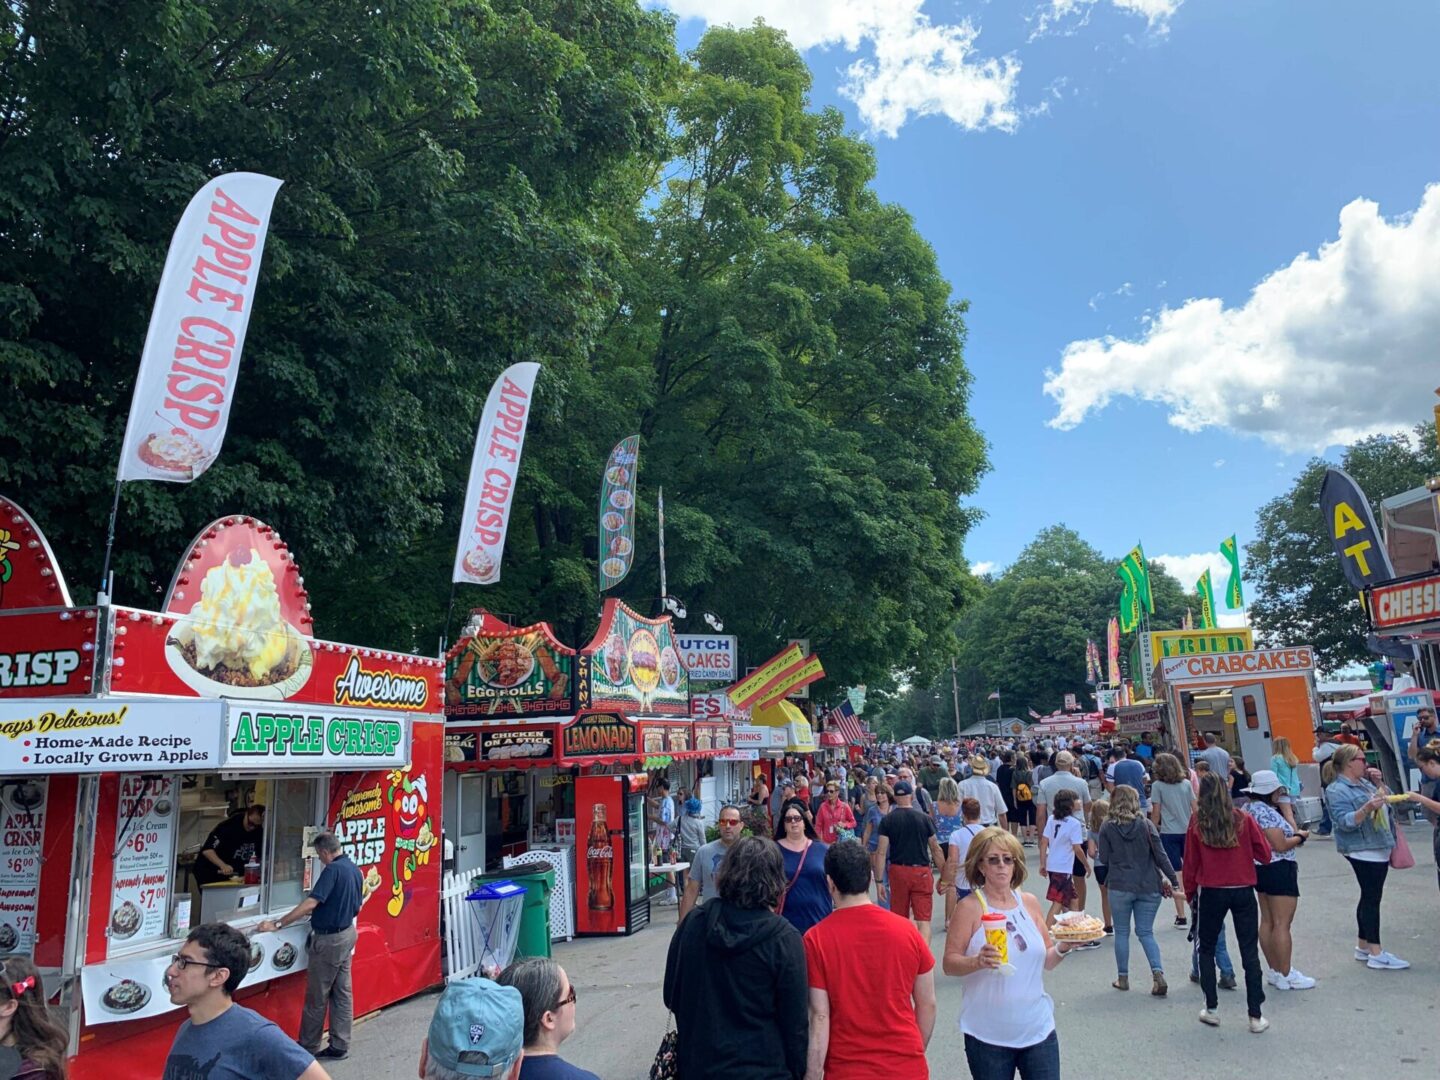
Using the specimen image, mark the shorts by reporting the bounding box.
[1094,864,1109,887]
[1160,833,1185,873]
[1254,858,1299,897]
[889,864,934,922]
[1046,872,1076,905]
[1072,856,1088,879]
[1013,801,1035,827]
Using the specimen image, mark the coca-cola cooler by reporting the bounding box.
[573,773,651,936]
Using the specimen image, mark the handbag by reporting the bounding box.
[650,1018,680,1080]
[1389,825,1416,869]
[776,841,812,916]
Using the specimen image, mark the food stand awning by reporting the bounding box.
[751,699,816,752]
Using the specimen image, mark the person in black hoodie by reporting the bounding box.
[663,836,808,1080]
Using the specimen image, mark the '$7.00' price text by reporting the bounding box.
[137,887,166,909]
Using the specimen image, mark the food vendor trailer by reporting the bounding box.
[442,600,731,936]
[0,497,444,1080]
[1154,647,1321,766]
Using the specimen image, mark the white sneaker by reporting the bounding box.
[1198,1008,1220,1027]
[1285,969,1316,989]
[1354,947,1371,962]
[1268,971,1291,990]
[1366,951,1410,970]
[1249,1016,1270,1034]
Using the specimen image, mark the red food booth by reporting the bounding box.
[0,495,444,1079]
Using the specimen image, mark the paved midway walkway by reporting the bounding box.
[330,830,1435,1079]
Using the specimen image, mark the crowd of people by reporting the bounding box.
[5,710,1435,1080]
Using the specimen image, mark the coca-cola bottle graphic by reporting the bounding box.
[586,803,615,912]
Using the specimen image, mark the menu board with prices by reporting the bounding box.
[109,775,178,952]
[0,779,47,953]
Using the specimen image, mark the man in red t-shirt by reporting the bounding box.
[803,840,936,1080]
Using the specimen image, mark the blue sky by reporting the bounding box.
[658,1,1440,593]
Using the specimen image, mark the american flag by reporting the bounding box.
[987,691,1001,701]
[822,701,866,744]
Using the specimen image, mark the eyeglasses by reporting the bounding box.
[984,855,1015,867]
[169,953,224,972]
[552,985,577,1010]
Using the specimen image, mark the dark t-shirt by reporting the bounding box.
[519,1055,601,1080]
[163,1003,314,1080]
[878,807,936,866]
[309,854,365,932]
[194,814,264,886]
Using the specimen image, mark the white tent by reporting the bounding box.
[900,735,933,746]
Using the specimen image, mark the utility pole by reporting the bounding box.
[950,657,962,740]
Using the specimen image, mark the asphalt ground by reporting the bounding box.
[328,826,1436,1079]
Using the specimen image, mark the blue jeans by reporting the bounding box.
[1110,889,1164,976]
[963,1030,1060,1080]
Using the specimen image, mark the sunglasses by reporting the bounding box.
[984,855,1015,867]
[169,953,224,972]
[552,985,577,1010]
[719,818,743,827]
[783,815,804,823]
[1005,918,1029,953]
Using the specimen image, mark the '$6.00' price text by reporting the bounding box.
[125,832,161,855]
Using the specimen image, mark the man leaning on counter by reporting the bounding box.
[258,832,365,1062]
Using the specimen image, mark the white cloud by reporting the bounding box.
[971,560,998,576]
[1151,552,1247,628]
[1033,0,1183,38]
[656,1,1171,136]
[1212,458,1225,468]
[1044,184,1440,452]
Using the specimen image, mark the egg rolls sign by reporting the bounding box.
[118,173,283,483]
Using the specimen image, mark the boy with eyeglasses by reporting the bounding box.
[163,923,329,1080]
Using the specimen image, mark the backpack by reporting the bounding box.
[1015,781,1033,802]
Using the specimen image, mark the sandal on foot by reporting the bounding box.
[1151,972,1168,996]
[1112,976,1129,991]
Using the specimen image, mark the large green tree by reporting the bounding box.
[1248,424,1439,670]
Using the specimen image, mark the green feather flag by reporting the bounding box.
[1116,544,1152,633]
[1220,534,1244,609]
[1196,569,1217,629]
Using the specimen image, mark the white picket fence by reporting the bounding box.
[442,870,484,983]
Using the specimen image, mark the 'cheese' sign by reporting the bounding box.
[1368,572,1440,633]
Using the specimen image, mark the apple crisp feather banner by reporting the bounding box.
[598,435,640,592]
[117,173,284,483]
[452,362,542,585]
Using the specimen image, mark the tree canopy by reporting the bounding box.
[1,7,987,688]
[1248,423,1439,670]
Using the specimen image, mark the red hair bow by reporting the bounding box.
[11,976,33,996]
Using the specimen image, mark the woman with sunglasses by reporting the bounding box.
[497,957,596,1080]
[773,797,832,934]
[0,956,67,1080]
[942,827,1077,1080]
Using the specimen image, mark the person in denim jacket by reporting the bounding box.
[1323,745,1408,970]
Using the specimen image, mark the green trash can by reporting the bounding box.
[506,864,555,959]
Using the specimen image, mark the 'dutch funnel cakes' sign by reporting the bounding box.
[117,173,284,483]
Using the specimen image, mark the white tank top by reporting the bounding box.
[958,890,1056,1048]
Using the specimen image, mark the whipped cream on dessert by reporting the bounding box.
[145,430,210,469]
[190,553,289,679]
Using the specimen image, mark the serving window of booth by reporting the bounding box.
[530,769,576,846]
[108,773,326,958]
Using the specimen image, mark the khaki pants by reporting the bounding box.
[299,925,356,1053]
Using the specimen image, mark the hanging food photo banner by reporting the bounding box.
[597,435,639,591]
[0,495,74,609]
[0,778,46,954]
[443,725,558,767]
[691,721,732,752]
[444,620,575,719]
[108,775,179,951]
[117,173,283,483]
[0,609,99,698]
[452,362,541,585]
[578,599,690,716]
[111,516,441,711]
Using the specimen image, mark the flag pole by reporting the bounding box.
[438,580,458,657]
[98,479,123,603]
[951,657,962,740]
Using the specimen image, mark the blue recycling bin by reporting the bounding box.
[465,879,526,976]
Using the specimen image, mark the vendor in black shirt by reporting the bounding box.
[193,805,266,886]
